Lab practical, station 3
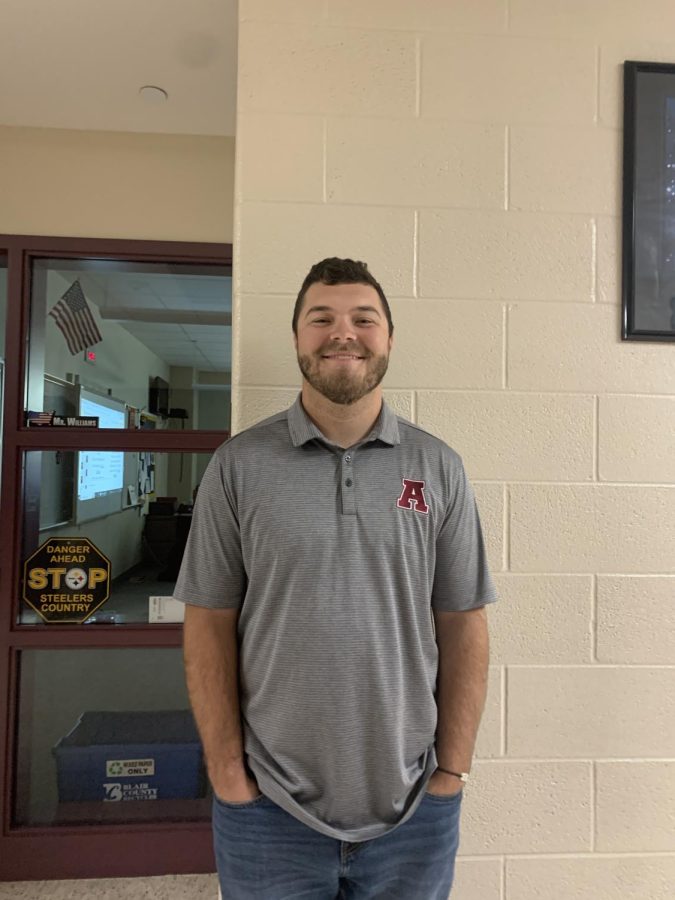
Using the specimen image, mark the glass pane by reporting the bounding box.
[0,256,6,491]
[14,649,209,826]
[25,258,231,431]
[19,450,212,625]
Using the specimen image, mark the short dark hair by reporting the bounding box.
[292,257,394,336]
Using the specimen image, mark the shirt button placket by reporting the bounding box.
[341,453,356,515]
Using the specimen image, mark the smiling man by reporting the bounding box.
[295,280,391,407]
[176,258,498,900]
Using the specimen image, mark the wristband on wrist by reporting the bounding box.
[437,766,469,783]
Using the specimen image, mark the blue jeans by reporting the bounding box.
[213,789,462,899]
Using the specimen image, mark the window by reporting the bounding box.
[0,235,230,880]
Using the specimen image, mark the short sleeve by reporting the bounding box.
[172,450,246,609]
[431,458,498,612]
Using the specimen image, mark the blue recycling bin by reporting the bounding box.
[53,709,205,803]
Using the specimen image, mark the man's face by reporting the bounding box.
[294,282,393,405]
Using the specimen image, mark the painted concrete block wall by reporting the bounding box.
[234,2,675,898]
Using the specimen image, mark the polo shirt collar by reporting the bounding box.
[288,394,400,448]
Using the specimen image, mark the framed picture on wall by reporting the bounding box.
[623,60,675,341]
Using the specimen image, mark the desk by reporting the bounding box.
[143,512,192,579]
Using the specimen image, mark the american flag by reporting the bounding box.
[27,411,54,426]
[48,280,102,355]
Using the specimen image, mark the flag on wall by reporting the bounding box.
[48,280,103,355]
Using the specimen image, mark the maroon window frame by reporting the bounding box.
[0,234,231,880]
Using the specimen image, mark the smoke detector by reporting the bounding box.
[139,85,168,104]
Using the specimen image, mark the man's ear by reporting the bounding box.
[293,331,298,351]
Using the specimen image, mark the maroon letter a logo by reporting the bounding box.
[396,478,429,514]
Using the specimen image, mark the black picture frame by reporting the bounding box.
[623,60,675,341]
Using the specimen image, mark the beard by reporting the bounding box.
[297,346,389,405]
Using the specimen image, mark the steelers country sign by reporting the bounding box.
[23,537,111,624]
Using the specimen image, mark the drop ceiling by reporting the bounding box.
[55,265,232,373]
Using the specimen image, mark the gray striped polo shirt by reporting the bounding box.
[174,395,497,842]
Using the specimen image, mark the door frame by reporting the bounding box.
[0,234,231,880]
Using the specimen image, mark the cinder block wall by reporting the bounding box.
[233,2,675,899]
